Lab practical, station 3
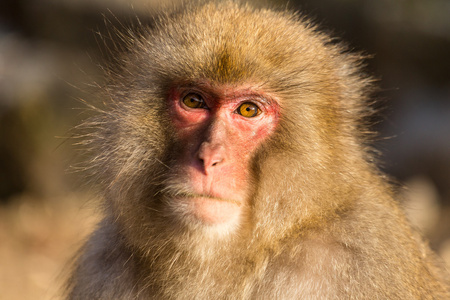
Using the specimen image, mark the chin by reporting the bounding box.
[166,195,245,239]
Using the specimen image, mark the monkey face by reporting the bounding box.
[159,82,280,229]
[94,2,369,246]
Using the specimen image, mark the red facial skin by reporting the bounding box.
[168,83,280,225]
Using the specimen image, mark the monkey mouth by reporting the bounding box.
[177,192,241,206]
[187,195,242,225]
[166,192,243,225]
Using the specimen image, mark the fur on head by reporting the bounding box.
[84,0,375,262]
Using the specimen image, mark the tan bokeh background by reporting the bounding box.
[0,0,449,299]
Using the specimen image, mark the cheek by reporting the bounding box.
[223,120,276,179]
[231,116,278,151]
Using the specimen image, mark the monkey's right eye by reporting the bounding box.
[182,93,206,109]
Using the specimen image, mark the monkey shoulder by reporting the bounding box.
[291,196,450,299]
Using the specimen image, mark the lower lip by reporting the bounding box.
[186,196,241,225]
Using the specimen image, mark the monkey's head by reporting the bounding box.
[90,2,373,252]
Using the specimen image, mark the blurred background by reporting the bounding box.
[0,0,449,298]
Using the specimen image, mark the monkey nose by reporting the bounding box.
[197,142,225,174]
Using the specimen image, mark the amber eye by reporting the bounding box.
[182,93,205,109]
[237,102,261,118]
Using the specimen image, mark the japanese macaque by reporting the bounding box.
[67,1,450,299]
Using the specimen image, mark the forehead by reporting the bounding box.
[143,3,324,87]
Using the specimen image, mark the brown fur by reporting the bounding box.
[67,2,450,299]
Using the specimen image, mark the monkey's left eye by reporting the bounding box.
[237,102,261,118]
[182,93,206,109]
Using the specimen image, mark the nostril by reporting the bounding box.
[200,158,220,168]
